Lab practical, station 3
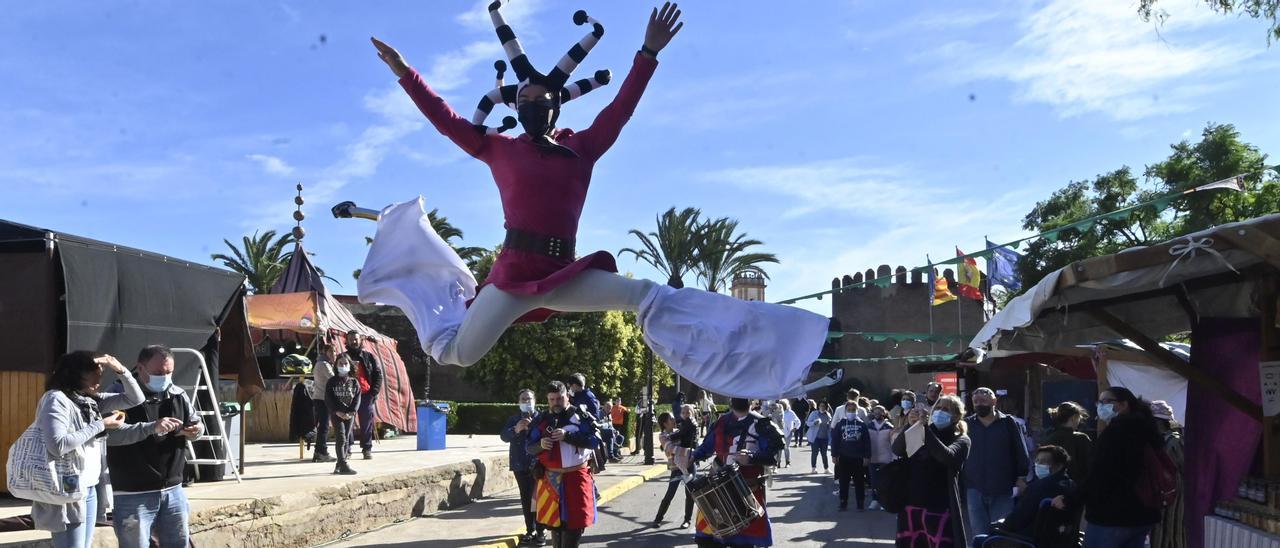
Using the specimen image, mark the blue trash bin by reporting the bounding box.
[417,403,449,451]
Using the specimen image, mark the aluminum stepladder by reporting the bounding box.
[172,347,242,483]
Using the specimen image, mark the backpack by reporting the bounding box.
[1136,443,1178,509]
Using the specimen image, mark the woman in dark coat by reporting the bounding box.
[891,394,971,548]
[1043,401,1093,485]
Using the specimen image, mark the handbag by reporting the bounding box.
[6,395,87,504]
[873,457,911,514]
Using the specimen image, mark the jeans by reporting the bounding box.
[332,414,354,466]
[112,486,190,548]
[50,485,97,548]
[867,463,883,502]
[810,438,829,470]
[513,470,544,536]
[655,469,693,523]
[966,489,1015,540]
[600,426,616,458]
[357,394,376,452]
[1083,522,1151,548]
[312,399,330,456]
[835,457,867,508]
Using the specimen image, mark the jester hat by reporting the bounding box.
[470,0,613,134]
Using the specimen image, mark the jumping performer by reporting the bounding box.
[344,2,841,399]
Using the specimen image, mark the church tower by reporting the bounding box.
[730,270,767,302]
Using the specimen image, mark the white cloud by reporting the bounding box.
[700,157,1038,313]
[246,153,295,176]
[455,0,545,33]
[929,0,1260,120]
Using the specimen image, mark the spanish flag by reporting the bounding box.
[927,255,957,306]
[955,247,983,301]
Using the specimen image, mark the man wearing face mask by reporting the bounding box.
[501,389,546,546]
[961,387,1031,543]
[105,345,202,548]
[343,331,382,461]
[527,381,601,548]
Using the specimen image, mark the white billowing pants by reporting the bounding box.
[357,197,832,399]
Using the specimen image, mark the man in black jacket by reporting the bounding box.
[106,345,202,548]
[345,330,383,460]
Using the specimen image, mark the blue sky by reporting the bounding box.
[3,0,1278,316]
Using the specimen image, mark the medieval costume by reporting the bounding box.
[689,411,785,547]
[527,405,601,548]
[352,1,841,399]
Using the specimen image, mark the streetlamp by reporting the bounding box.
[643,349,655,465]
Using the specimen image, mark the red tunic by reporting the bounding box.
[398,53,659,323]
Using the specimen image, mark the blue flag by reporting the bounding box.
[985,239,1023,292]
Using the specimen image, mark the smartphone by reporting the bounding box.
[182,419,199,429]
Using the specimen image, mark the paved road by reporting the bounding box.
[326,446,898,547]
[583,456,897,547]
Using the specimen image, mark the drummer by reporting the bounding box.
[687,397,785,547]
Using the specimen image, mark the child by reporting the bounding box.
[325,354,361,475]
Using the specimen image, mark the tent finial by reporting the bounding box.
[292,183,306,241]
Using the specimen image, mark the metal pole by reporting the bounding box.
[643,348,655,465]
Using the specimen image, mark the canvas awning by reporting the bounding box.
[247,292,321,332]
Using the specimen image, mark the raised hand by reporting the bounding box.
[643,2,683,54]
[371,37,411,78]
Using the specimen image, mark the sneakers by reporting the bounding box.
[312,453,335,463]
[334,463,357,475]
[680,520,691,529]
[362,449,372,460]
[520,531,547,546]
[811,468,817,474]
[868,501,881,511]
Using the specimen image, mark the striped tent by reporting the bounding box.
[249,243,417,433]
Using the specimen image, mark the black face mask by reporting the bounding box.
[517,101,558,137]
[975,405,994,418]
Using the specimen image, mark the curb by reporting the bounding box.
[479,463,669,548]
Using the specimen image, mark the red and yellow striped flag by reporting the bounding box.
[955,247,983,301]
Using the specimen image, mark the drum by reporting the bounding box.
[686,463,764,538]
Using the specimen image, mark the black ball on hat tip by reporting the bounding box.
[595,70,612,85]
[488,1,502,12]
[500,116,517,130]
[573,10,588,25]
[495,60,506,72]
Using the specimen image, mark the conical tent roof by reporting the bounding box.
[268,243,417,432]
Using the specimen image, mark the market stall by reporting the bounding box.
[970,213,1280,546]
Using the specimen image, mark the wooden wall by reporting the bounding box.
[0,371,46,494]
[245,382,296,444]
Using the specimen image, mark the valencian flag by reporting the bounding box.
[984,238,1023,292]
[927,255,957,306]
[954,247,983,300]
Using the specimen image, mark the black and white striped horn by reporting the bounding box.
[558,69,612,103]
[488,0,539,83]
[471,61,519,134]
[546,10,605,89]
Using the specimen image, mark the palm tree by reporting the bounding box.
[428,208,486,268]
[695,217,779,293]
[618,207,706,289]
[211,230,296,294]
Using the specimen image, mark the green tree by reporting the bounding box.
[619,207,706,289]
[211,230,296,294]
[1139,0,1280,42]
[695,217,779,293]
[462,310,673,403]
[1019,123,1277,289]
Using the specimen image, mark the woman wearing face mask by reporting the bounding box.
[324,355,361,476]
[889,390,917,431]
[501,389,546,546]
[31,352,142,548]
[974,445,1077,546]
[891,394,971,547]
[1055,387,1162,548]
[806,402,833,474]
[866,405,894,511]
[1149,400,1185,548]
[1043,401,1092,487]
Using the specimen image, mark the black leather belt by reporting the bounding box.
[504,228,575,260]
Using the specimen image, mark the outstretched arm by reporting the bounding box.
[372,37,488,158]
[575,3,682,160]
